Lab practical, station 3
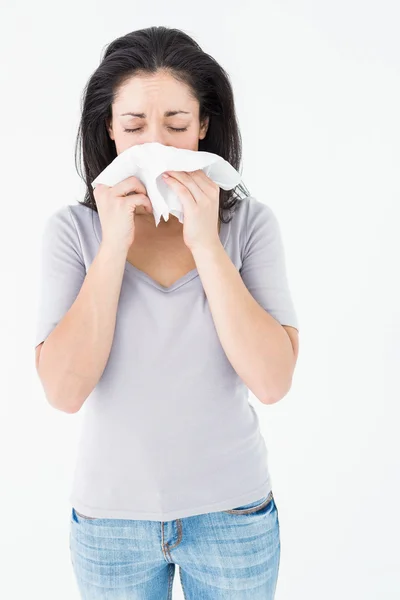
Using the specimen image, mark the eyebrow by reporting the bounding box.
[120,110,191,118]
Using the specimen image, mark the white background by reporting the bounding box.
[1,0,399,598]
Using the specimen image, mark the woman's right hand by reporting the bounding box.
[93,175,153,250]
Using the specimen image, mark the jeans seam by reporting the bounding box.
[222,489,274,514]
[179,567,189,600]
[167,563,174,599]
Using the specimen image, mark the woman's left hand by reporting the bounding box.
[161,169,221,252]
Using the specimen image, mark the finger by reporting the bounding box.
[113,175,147,198]
[164,171,204,202]
[163,173,196,205]
[186,169,217,195]
[127,193,153,213]
[93,183,109,199]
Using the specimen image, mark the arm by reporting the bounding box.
[37,242,126,413]
[34,206,126,413]
[192,243,297,404]
[192,202,299,405]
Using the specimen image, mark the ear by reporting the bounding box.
[106,117,114,141]
[199,115,209,140]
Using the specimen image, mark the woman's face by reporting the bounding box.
[107,70,209,154]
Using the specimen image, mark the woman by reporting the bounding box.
[35,26,299,599]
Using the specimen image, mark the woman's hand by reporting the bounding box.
[93,176,153,251]
[162,169,221,252]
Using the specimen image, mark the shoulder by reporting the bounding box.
[232,195,279,230]
[245,196,279,228]
[68,202,96,227]
[43,202,96,235]
[233,196,282,253]
[39,203,97,261]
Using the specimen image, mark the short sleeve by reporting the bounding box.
[239,200,299,330]
[34,206,86,348]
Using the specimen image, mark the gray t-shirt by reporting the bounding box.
[35,195,299,521]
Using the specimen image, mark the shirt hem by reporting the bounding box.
[69,478,272,522]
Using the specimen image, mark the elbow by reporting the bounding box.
[36,364,86,414]
[50,384,86,413]
[260,393,278,406]
[261,394,281,406]
[38,375,83,414]
[261,378,293,405]
[55,400,82,414]
[47,391,82,414]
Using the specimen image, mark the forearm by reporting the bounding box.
[192,241,294,404]
[38,242,127,413]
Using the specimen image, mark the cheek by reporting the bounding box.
[116,142,139,155]
[175,135,200,151]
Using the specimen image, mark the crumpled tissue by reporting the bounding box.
[91,142,242,227]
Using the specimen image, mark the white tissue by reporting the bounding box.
[91,142,242,227]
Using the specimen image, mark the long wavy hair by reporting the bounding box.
[75,26,251,224]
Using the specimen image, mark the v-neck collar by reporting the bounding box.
[92,210,232,293]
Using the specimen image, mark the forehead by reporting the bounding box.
[114,71,196,108]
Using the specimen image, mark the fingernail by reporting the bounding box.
[162,173,170,178]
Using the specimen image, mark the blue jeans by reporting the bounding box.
[69,490,280,599]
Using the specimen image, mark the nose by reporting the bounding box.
[140,124,171,147]
[142,138,169,148]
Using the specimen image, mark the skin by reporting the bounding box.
[106,70,210,234]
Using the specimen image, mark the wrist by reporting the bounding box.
[99,240,129,260]
[189,239,224,259]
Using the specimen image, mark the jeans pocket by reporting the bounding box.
[72,507,98,522]
[222,490,274,514]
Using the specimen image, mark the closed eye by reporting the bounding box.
[124,127,188,133]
